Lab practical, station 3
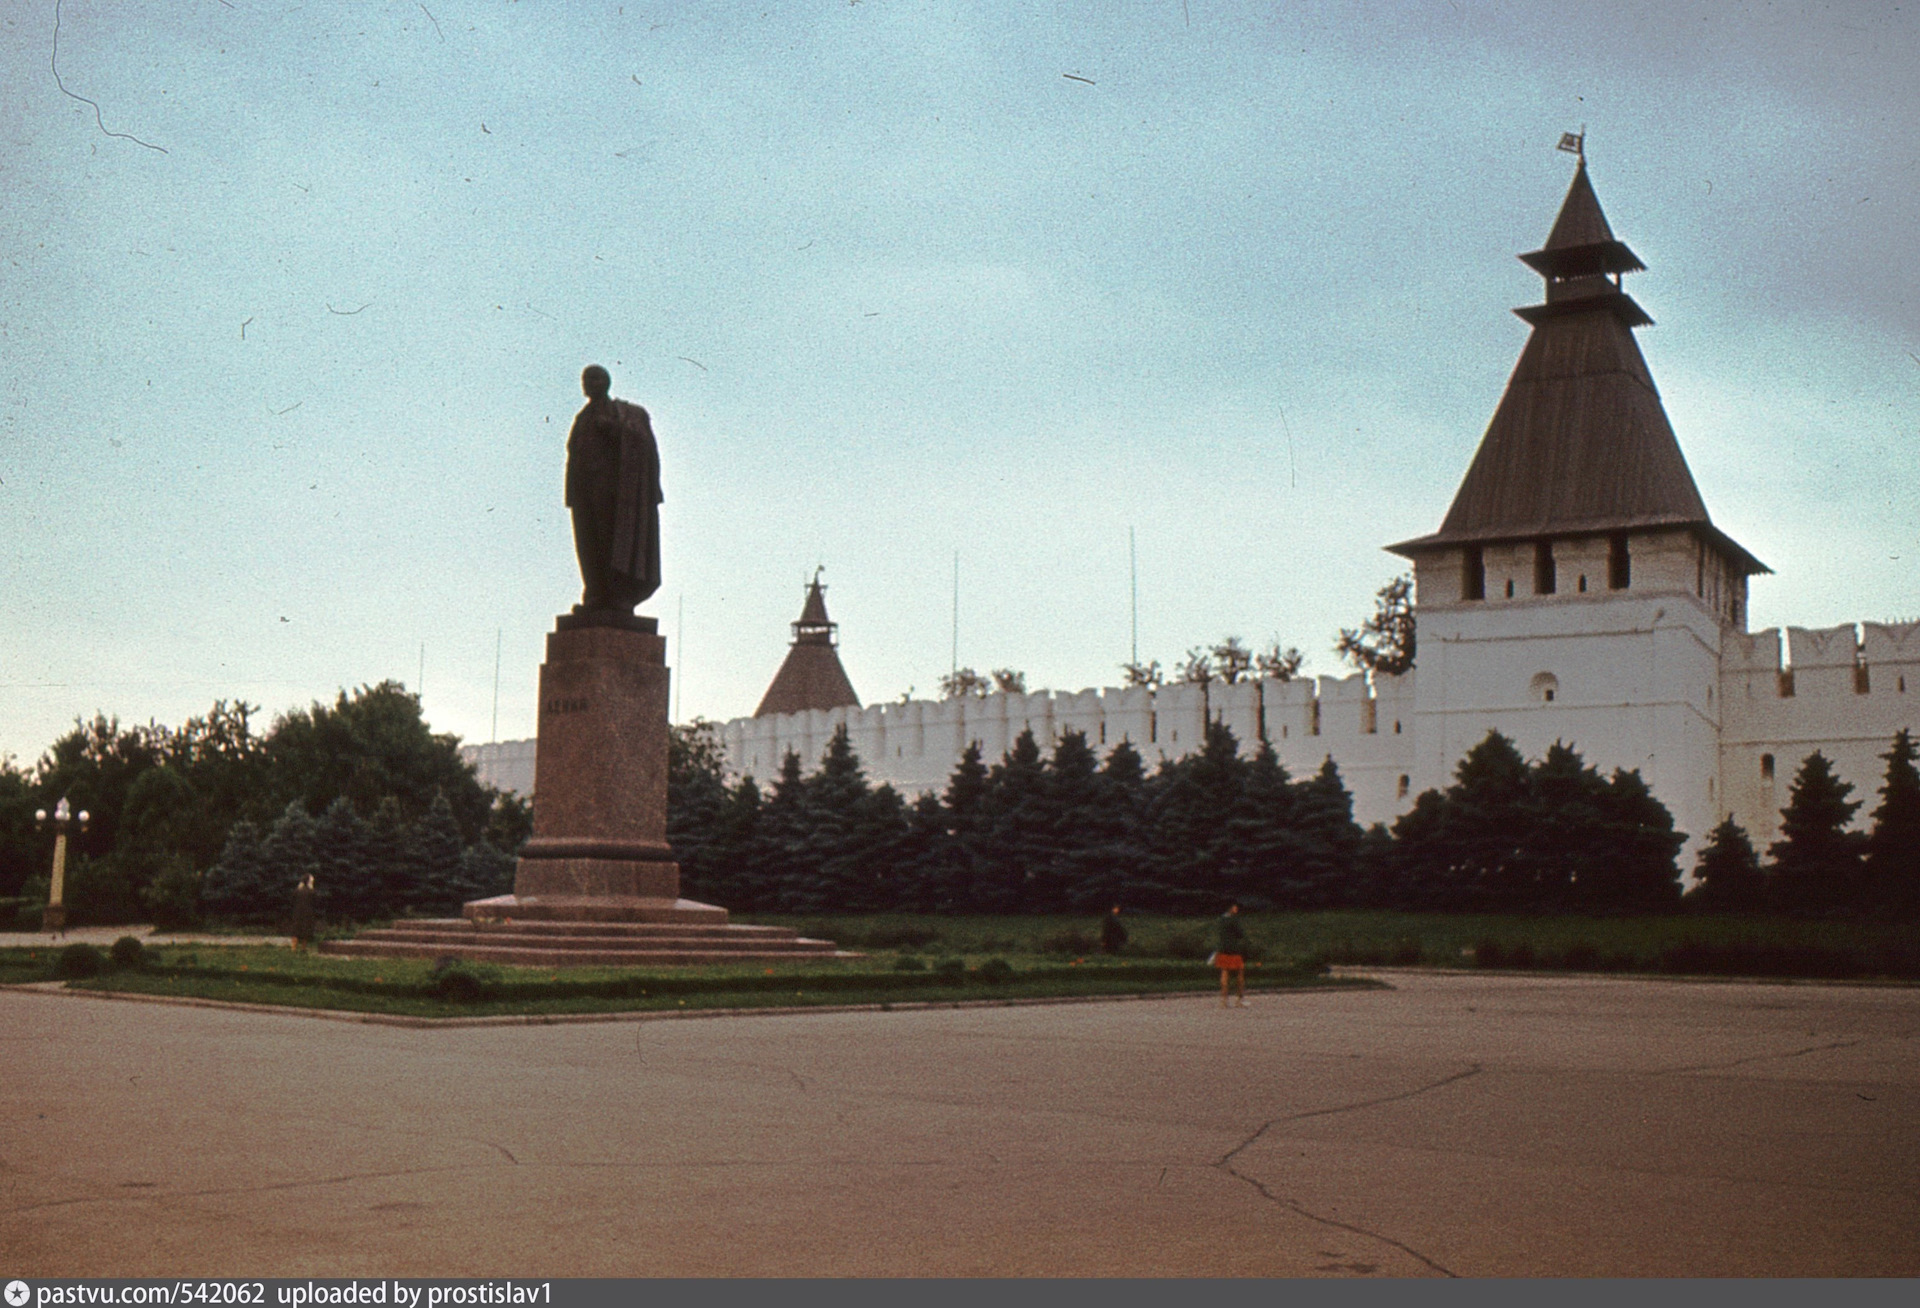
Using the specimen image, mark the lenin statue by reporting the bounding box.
[566,365,663,615]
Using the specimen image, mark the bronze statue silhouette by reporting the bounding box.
[566,365,662,615]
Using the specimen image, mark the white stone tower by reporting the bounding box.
[1388,157,1769,853]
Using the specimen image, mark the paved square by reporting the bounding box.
[3,972,1915,1276]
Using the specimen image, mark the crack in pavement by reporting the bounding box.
[1220,1064,1484,1163]
[1655,1038,1864,1075]
[7,1155,1062,1217]
[1213,1064,1481,1277]
[1224,1164,1458,1276]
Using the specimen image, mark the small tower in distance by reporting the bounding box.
[754,571,863,718]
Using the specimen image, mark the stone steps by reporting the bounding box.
[380,919,807,942]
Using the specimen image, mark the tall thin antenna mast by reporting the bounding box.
[674,594,685,725]
[1128,525,1138,666]
[490,628,502,743]
[950,550,960,679]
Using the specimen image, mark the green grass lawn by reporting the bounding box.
[747,910,1920,980]
[3,910,1911,1020]
[0,938,1357,1019]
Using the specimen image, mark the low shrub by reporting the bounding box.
[1655,940,1863,979]
[1039,929,1095,955]
[55,943,107,979]
[109,936,146,971]
[1505,942,1535,969]
[429,962,496,1003]
[1557,942,1602,972]
[932,958,967,984]
[892,955,926,971]
[975,958,1015,985]
[1390,937,1425,965]
[1473,940,1503,968]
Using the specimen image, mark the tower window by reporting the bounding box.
[1855,665,1870,694]
[1578,574,1587,592]
[1396,775,1410,799]
[1608,534,1631,589]
[1463,546,1485,601]
[1761,753,1775,780]
[1534,540,1556,595]
[1505,578,1515,598]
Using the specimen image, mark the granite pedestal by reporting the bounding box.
[323,613,841,967]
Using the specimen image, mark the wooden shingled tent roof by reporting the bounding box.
[1390,159,1766,575]
[753,575,863,718]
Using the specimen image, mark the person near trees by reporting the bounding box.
[1213,903,1248,1007]
[289,873,316,946]
[1100,905,1128,954]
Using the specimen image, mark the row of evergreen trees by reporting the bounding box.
[669,722,1920,918]
[1691,732,1920,916]
[670,721,1367,914]
[202,795,515,925]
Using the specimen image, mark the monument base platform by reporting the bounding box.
[318,911,850,968]
[464,892,725,923]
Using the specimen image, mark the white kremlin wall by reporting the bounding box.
[464,616,1920,868]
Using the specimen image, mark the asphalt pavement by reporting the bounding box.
[2,971,1914,1276]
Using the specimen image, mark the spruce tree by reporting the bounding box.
[895,791,953,911]
[259,800,320,921]
[797,725,880,912]
[713,776,771,911]
[312,795,376,922]
[1398,731,1531,910]
[1386,789,1453,910]
[761,749,815,911]
[1292,757,1363,908]
[1222,739,1301,909]
[1688,817,1766,912]
[1768,751,1866,914]
[1864,730,1920,916]
[363,795,411,918]
[1520,741,1608,910]
[975,729,1049,912]
[1586,768,1684,912]
[201,818,272,922]
[458,841,516,902]
[402,793,468,915]
[667,720,733,904]
[1145,721,1246,910]
[1097,740,1156,910]
[1034,728,1104,912]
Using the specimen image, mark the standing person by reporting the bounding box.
[1213,903,1248,1007]
[290,874,316,948]
[1100,905,1128,955]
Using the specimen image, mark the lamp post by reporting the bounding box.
[34,797,90,935]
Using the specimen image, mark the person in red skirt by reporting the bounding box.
[1213,903,1248,1007]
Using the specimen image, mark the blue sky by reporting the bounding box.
[2,0,1915,763]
